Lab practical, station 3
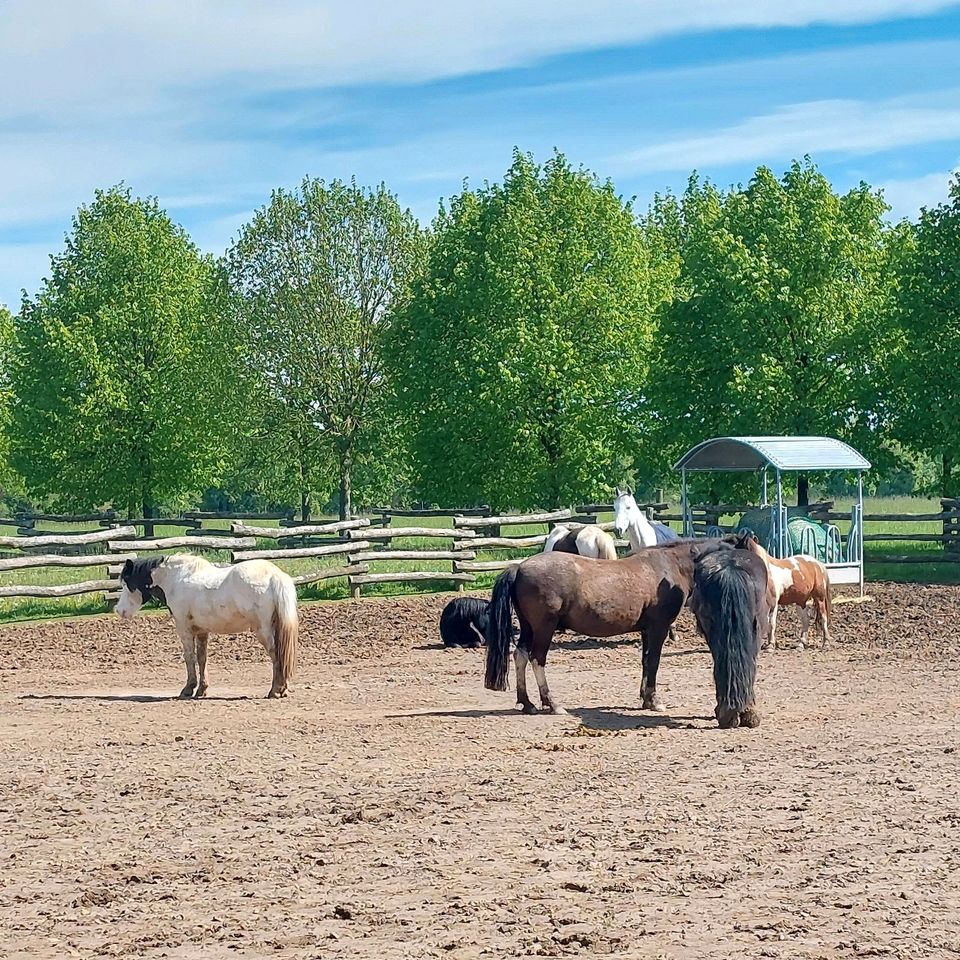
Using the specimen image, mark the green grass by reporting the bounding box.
[1,499,956,625]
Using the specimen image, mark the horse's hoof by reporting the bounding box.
[518,702,538,715]
[267,689,287,699]
[194,685,208,699]
[641,696,665,712]
[739,708,761,728]
[179,686,195,699]
[715,706,740,729]
[548,705,568,716]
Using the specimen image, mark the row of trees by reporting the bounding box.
[0,151,957,518]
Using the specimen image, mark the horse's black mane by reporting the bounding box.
[120,556,166,606]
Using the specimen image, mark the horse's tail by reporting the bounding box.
[484,565,519,691]
[703,562,761,714]
[270,573,300,683]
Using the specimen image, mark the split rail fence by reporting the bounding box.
[1,499,958,609]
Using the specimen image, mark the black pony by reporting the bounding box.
[439,597,491,647]
[689,544,770,729]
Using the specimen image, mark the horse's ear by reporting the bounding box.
[626,485,633,496]
[122,559,133,574]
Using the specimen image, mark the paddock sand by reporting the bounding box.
[1,584,959,959]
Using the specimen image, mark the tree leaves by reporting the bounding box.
[889,173,960,495]
[647,160,899,500]
[223,178,424,519]
[9,186,231,515]
[386,150,663,510]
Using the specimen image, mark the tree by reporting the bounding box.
[890,174,960,497]
[0,306,22,508]
[386,150,665,510]
[10,186,233,516]
[649,160,899,504]
[225,178,424,521]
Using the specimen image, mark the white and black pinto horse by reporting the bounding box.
[543,523,618,559]
[115,554,299,699]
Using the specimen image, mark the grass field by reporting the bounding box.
[0,496,956,625]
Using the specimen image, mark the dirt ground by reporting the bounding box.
[1,583,959,960]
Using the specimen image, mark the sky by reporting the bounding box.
[2,0,960,310]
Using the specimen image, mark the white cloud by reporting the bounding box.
[2,1,960,305]
[611,94,960,174]
[880,167,959,219]
[1,0,957,122]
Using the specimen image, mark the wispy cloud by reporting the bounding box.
[3,0,957,120]
[611,93,960,174]
[2,1,960,307]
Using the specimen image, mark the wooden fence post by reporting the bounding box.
[944,498,960,558]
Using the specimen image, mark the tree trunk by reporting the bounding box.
[797,475,809,507]
[141,491,154,538]
[338,443,353,522]
[300,490,311,524]
[944,451,955,499]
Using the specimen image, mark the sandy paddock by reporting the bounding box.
[1,584,959,959]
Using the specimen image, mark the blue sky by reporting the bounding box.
[2,0,960,310]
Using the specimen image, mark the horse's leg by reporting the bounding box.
[194,632,209,698]
[640,623,669,711]
[254,625,286,699]
[817,596,832,650]
[514,621,536,714]
[767,605,779,652]
[177,627,198,699]
[668,624,678,644]
[797,603,811,651]
[530,627,564,715]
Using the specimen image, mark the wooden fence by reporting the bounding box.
[1,498,958,607]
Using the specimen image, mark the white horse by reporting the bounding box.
[614,487,681,642]
[544,523,618,559]
[115,554,299,699]
[613,488,659,550]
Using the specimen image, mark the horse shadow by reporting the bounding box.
[393,704,706,731]
[570,705,705,731]
[19,693,253,704]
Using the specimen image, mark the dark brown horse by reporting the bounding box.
[484,539,729,715]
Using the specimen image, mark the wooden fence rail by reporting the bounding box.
[3,499,960,607]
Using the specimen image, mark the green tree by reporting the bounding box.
[650,160,898,504]
[225,178,424,520]
[890,174,960,496]
[10,186,232,516]
[386,150,664,510]
[0,306,22,507]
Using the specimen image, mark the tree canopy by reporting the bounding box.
[0,306,20,506]
[10,186,233,516]
[648,160,898,502]
[386,150,666,510]
[889,173,960,497]
[224,178,424,520]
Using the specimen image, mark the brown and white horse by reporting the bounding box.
[730,532,832,651]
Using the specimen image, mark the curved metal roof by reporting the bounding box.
[674,436,871,472]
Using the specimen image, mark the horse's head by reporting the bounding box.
[115,557,165,619]
[721,528,760,553]
[613,486,639,537]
